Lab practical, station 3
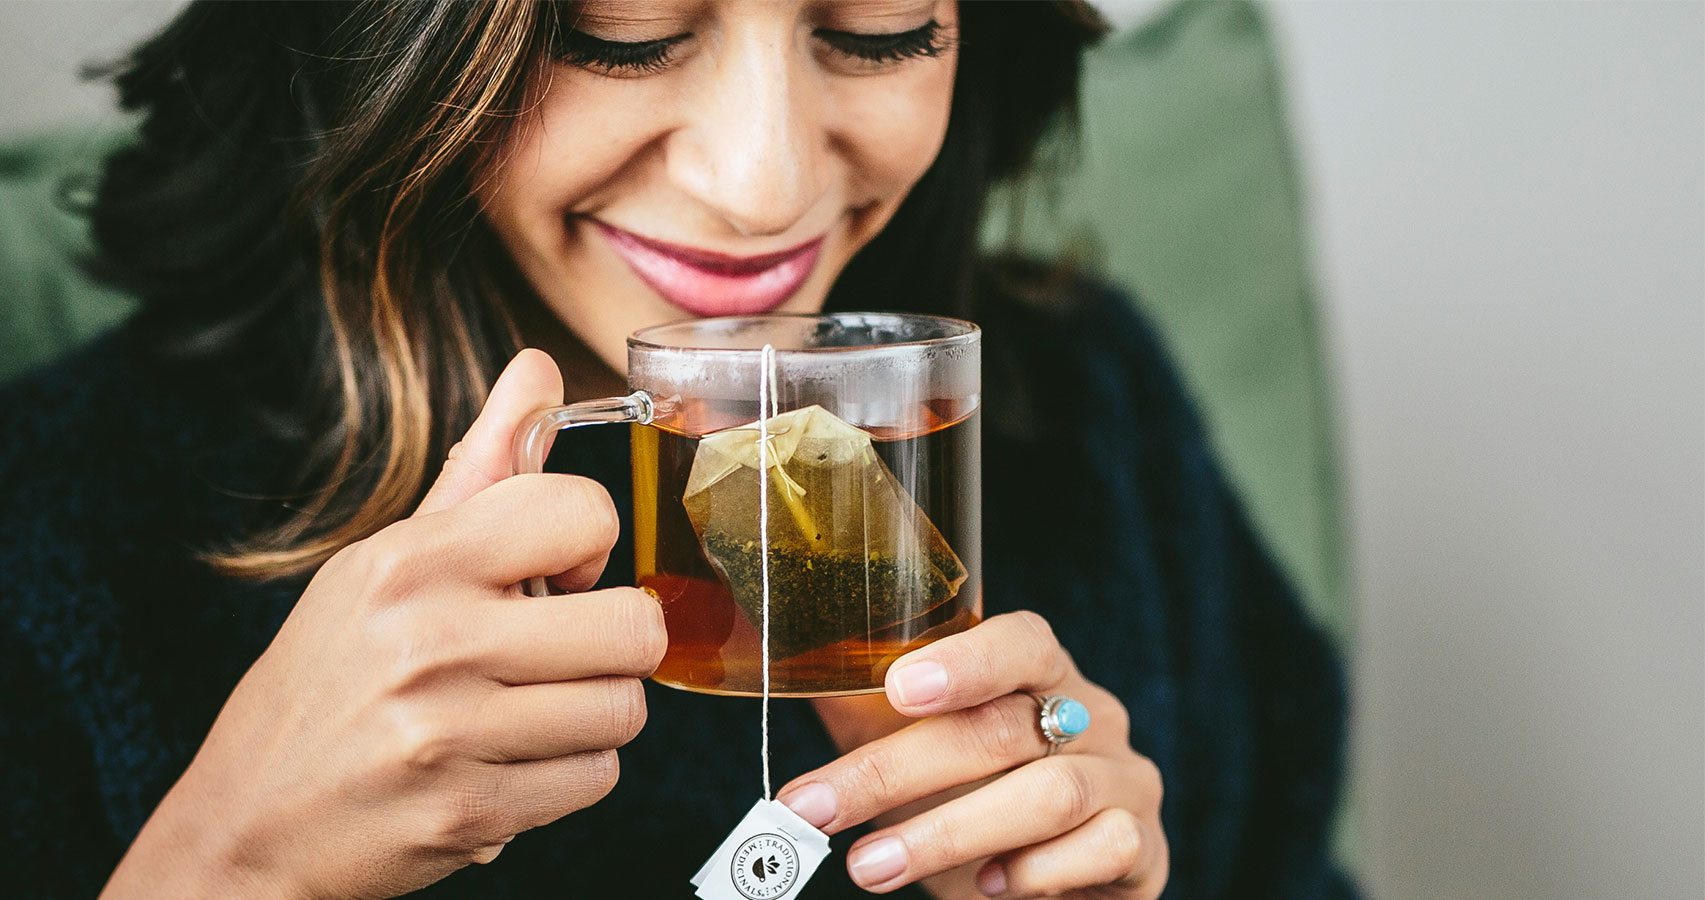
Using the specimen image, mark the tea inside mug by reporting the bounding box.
[624,312,981,697]
[633,404,980,697]
[681,405,968,660]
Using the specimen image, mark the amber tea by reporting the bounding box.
[634,403,981,697]
[515,312,981,698]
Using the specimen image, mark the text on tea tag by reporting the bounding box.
[691,798,831,900]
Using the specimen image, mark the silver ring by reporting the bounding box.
[1030,693,1092,755]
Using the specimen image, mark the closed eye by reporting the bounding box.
[555,19,949,77]
[814,20,947,64]
[554,28,691,75]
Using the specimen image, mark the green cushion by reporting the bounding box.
[0,128,137,382]
[984,0,1347,639]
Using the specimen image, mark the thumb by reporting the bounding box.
[414,348,564,518]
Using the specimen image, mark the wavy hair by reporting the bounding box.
[90,0,1107,579]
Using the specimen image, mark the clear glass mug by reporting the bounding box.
[514,313,981,698]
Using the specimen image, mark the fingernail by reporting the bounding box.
[778,782,836,829]
[848,836,908,888]
[977,862,1008,897]
[890,660,948,707]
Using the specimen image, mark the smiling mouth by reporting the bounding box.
[593,220,825,318]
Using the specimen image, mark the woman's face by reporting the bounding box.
[482,0,960,374]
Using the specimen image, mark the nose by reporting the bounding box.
[668,29,826,238]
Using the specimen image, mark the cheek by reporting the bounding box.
[826,63,957,201]
[483,69,668,247]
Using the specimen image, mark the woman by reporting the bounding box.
[0,1,1353,897]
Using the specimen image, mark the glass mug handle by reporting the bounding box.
[510,391,654,597]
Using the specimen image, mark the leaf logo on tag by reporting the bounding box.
[730,833,800,899]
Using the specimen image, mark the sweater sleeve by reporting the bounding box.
[0,349,132,895]
[1216,481,1359,899]
[0,617,123,897]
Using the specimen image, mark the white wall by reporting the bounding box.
[1271,2,1705,897]
[0,0,180,139]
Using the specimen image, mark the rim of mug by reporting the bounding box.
[626,311,980,355]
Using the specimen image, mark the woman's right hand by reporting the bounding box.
[102,350,665,900]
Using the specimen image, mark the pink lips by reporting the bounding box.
[594,220,824,317]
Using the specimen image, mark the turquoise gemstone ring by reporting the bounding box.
[1032,694,1091,754]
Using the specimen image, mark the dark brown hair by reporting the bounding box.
[90,0,1107,579]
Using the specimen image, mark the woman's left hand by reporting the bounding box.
[782,611,1168,898]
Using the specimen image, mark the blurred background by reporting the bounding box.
[3,1,1701,897]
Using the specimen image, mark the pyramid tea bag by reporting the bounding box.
[682,405,967,660]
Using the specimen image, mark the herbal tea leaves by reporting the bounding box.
[682,406,967,660]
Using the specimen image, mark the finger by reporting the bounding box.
[468,839,509,866]
[471,676,649,762]
[420,751,621,860]
[469,587,667,684]
[490,750,623,837]
[415,349,564,518]
[839,755,1125,893]
[883,611,1073,716]
[778,693,1047,834]
[395,472,619,590]
[979,807,1167,899]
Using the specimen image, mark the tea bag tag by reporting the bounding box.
[690,797,831,900]
[690,347,831,898]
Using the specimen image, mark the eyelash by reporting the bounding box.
[555,20,948,75]
[819,20,946,64]
[554,31,688,75]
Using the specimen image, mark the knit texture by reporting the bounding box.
[0,282,1355,898]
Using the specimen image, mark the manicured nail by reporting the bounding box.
[977,862,1008,897]
[848,836,908,888]
[890,660,948,707]
[778,782,837,829]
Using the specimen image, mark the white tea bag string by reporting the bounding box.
[757,343,777,800]
[688,344,838,898]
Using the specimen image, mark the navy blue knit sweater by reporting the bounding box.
[0,282,1355,898]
